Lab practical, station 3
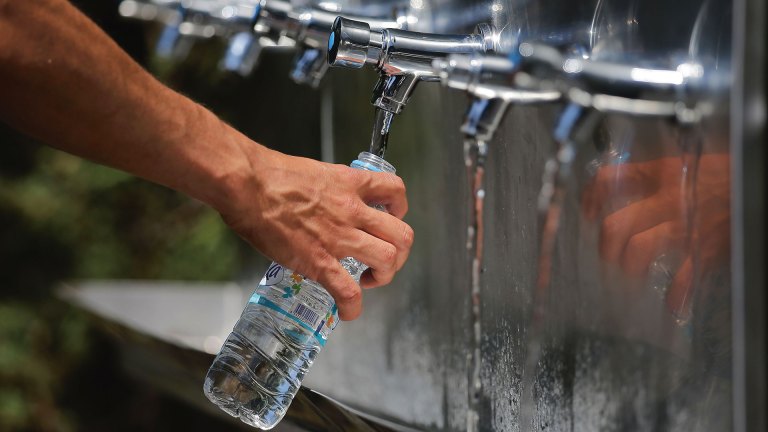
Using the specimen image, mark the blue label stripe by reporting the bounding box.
[249,293,327,346]
[350,160,382,172]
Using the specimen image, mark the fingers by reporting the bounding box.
[326,229,401,286]
[620,221,683,277]
[356,206,414,267]
[326,208,414,289]
[599,196,675,263]
[309,252,363,321]
[582,160,659,221]
[352,169,409,219]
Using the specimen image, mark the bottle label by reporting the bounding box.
[252,263,338,346]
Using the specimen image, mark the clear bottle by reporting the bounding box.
[203,152,396,429]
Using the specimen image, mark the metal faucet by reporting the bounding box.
[433,52,561,144]
[118,0,180,23]
[510,42,709,120]
[327,17,500,115]
[213,0,296,76]
[214,1,412,84]
[503,41,712,266]
[120,0,229,60]
[287,7,410,88]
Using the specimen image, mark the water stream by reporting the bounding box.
[464,138,487,432]
[370,108,395,158]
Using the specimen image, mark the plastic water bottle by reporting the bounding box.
[203,152,396,429]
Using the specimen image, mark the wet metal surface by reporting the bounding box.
[88,0,752,429]
[304,0,737,430]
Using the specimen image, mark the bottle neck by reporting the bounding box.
[350,152,396,174]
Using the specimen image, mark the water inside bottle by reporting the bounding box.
[204,270,338,429]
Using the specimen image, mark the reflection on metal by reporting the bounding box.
[316,0,738,430]
[112,0,757,430]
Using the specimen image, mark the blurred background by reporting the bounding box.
[0,1,323,430]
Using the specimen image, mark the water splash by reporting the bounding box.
[370,108,395,158]
[465,138,487,432]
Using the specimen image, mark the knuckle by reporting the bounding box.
[402,224,415,248]
[601,214,621,238]
[345,167,368,186]
[343,196,365,219]
[335,284,361,305]
[625,233,646,254]
[381,244,398,269]
[390,175,406,194]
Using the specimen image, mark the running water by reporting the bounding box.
[465,138,487,432]
[370,108,395,158]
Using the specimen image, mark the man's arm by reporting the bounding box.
[0,0,413,320]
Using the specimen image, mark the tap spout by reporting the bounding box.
[328,17,498,114]
[290,6,408,87]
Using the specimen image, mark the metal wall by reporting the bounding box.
[301,0,741,431]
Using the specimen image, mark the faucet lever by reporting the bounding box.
[328,17,499,114]
[433,52,561,142]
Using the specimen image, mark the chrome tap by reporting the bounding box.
[433,52,560,143]
[118,0,192,58]
[214,0,296,76]
[511,42,709,121]
[123,0,230,60]
[288,7,409,88]
[511,41,711,236]
[118,0,180,23]
[328,17,499,114]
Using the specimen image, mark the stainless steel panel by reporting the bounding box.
[301,0,740,430]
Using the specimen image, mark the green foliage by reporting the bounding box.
[0,145,240,282]
[0,302,88,431]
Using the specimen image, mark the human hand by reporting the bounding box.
[582,153,730,320]
[216,145,413,321]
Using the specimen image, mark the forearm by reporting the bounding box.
[0,0,415,320]
[0,0,264,210]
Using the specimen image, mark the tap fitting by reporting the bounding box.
[147,0,231,60]
[289,7,408,88]
[216,0,296,76]
[118,0,180,22]
[328,17,499,114]
[432,52,561,142]
[513,42,709,123]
